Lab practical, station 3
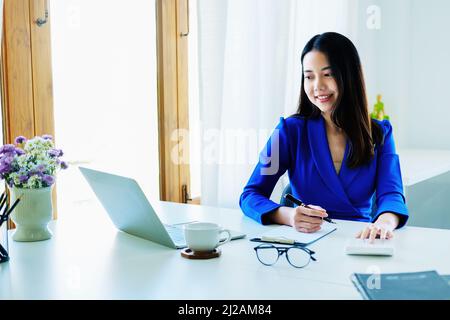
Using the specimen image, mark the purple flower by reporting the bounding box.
[19,175,29,183]
[60,161,68,169]
[35,171,44,177]
[48,149,63,158]
[3,156,14,165]
[0,144,15,154]
[0,163,11,174]
[42,134,53,141]
[36,164,46,172]
[14,136,27,144]
[48,149,59,157]
[43,175,55,185]
[15,148,25,155]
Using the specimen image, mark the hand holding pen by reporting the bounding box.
[284,193,335,233]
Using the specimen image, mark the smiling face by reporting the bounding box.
[302,50,339,115]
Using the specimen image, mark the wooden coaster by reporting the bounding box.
[181,248,221,259]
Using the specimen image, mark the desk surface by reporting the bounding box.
[1,200,450,300]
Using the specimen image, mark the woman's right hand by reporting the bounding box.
[289,205,328,233]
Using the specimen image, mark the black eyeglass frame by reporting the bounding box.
[253,243,317,268]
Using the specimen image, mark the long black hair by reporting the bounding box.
[294,32,383,168]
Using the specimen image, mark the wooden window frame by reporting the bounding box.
[1,0,57,223]
[156,0,191,203]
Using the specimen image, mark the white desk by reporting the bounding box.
[1,201,450,300]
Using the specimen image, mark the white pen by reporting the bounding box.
[260,236,295,245]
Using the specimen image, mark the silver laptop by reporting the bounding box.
[79,167,245,249]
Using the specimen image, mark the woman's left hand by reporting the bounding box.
[355,213,400,243]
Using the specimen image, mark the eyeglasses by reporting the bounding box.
[253,244,316,268]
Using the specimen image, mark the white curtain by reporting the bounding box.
[197,0,359,208]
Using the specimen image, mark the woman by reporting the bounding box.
[239,32,408,242]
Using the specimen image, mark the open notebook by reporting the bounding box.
[253,223,337,246]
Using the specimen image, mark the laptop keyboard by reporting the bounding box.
[164,224,186,244]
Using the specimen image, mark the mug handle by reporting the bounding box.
[217,229,232,247]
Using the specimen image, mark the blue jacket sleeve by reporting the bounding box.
[239,117,292,224]
[372,120,409,228]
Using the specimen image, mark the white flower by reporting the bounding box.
[26,175,43,188]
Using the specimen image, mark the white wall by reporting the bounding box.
[356,0,450,150]
[355,0,411,148]
[407,0,450,149]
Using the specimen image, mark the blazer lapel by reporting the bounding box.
[307,116,356,210]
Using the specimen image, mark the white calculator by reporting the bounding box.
[345,238,395,256]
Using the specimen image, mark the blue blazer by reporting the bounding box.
[239,115,408,228]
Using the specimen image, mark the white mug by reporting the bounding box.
[183,222,231,252]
